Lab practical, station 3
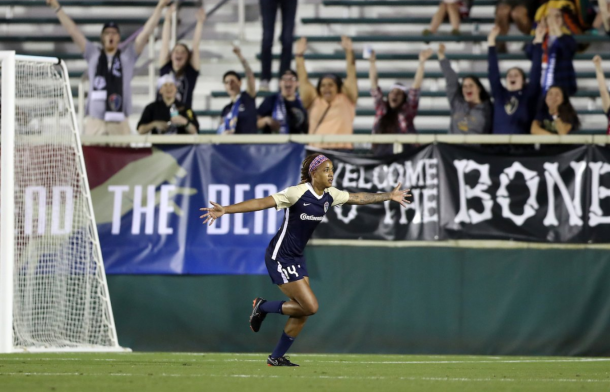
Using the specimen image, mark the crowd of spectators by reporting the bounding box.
[46,0,610,155]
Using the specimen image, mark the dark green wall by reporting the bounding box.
[107,246,610,356]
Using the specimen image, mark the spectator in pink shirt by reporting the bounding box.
[368,48,433,156]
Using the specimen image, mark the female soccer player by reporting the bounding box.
[200,153,411,366]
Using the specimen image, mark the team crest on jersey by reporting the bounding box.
[324,201,329,213]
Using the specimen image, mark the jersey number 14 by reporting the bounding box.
[283,265,299,278]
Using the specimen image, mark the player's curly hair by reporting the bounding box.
[299,153,324,184]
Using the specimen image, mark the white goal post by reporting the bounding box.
[0,52,127,353]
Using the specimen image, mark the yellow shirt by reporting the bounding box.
[308,93,355,150]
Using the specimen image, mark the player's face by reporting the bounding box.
[313,161,334,188]
[101,28,120,52]
[506,68,524,91]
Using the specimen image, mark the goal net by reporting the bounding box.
[0,53,125,352]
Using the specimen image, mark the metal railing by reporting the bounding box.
[79,133,610,146]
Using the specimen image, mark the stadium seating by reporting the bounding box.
[1,0,609,135]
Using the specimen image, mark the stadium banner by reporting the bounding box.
[314,144,610,243]
[312,145,440,241]
[83,144,305,274]
[82,143,610,275]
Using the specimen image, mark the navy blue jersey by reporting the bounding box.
[266,183,349,264]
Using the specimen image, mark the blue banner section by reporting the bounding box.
[90,144,305,274]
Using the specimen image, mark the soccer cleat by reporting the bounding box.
[267,355,299,367]
[249,297,267,333]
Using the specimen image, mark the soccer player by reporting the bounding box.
[200,153,411,366]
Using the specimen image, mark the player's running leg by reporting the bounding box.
[265,277,317,366]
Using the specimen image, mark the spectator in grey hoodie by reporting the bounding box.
[438,43,492,134]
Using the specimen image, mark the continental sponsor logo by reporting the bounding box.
[300,213,323,221]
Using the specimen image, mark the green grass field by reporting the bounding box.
[1,353,609,392]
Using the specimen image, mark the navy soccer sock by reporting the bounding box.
[271,331,296,359]
[259,300,284,315]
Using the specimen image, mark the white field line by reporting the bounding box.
[172,353,503,359]
[0,358,609,365]
[0,358,116,361]
[1,372,609,384]
[298,359,610,365]
[218,358,610,365]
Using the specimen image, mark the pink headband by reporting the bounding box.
[309,155,329,174]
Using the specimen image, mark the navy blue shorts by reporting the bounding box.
[264,254,308,285]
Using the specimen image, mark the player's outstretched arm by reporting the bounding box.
[346,183,412,207]
[200,196,277,226]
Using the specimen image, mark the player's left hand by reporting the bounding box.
[200,201,226,226]
[390,182,412,207]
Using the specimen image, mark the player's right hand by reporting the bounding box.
[47,0,60,8]
[200,202,226,226]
